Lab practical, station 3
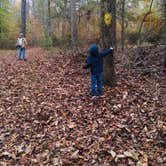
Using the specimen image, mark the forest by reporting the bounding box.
[0,0,165,165]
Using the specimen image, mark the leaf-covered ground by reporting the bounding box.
[0,47,165,165]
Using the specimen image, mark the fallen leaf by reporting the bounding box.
[124,150,139,161]
[108,150,116,158]
[71,150,79,159]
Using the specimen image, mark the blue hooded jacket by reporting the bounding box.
[83,44,113,75]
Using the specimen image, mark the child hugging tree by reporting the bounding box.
[83,44,113,96]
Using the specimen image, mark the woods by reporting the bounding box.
[0,0,165,165]
[0,1,165,49]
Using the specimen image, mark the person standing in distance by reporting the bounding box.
[16,33,27,60]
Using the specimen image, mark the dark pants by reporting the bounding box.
[90,73,102,96]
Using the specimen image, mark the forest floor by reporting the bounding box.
[0,47,165,165]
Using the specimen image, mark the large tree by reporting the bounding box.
[101,0,116,87]
[21,0,26,36]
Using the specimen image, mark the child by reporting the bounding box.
[16,33,27,60]
[83,44,113,96]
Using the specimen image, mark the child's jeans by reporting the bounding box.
[18,47,25,60]
[91,73,102,96]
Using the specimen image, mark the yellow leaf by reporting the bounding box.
[104,13,112,26]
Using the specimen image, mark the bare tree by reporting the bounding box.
[48,0,51,36]
[70,0,77,46]
[26,0,30,19]
[43,0,47,33]
[62,0,67,39]
[21,0,26,36]
[121,0,125,52]
[32,0,36,18]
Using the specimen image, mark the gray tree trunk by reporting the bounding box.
[36,0,42,23]
[101,0,116,87]
[121,0,125,52]
[112,0,117,50]
[48,0,51,36]
[43,0,47,33]
[164,0,166,68]
[21,0,26,36]
[62,0,67,39]
[70,0,77,47]
[32,0,35,18]
[26,0,30,19]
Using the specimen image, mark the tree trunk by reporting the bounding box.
[21,0,26,36]
[164,0,166,68]
[0,2,2,36]
[112,0,117,50]
[70,0,77,47]
[48,0,51,37]
[62,0,67,39]
[138,0,154,45]
[36,0,43,23]
[32,0,35,18]
[43,0,47,33]
[101,0,116,87]
[26,0,30,19]
[121,0,125,52]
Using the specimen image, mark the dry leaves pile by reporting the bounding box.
[0,47,165,165]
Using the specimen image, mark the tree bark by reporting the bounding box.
[101,0,116,49]
[26,0,30,19]
[70,0,77,47]
[121,0,125,52]
[48,0,51,37]
[164,0,166,68]
[43,0,47,33]
[21,0,26,37]
[62,0,67,39]
[112,0,117,50]
[36,0,43,23]
[101,0,116,87]
[32,0,35,18]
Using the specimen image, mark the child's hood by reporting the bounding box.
[89,44,99,57]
